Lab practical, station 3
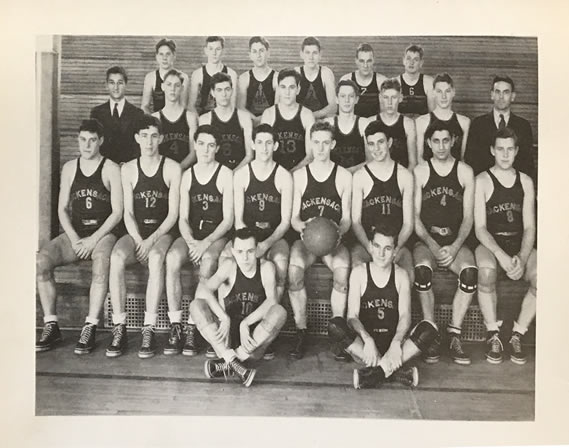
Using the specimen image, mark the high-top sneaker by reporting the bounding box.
[390,366,419,387]
[228,359,257,387]
[74,323,97,355]
[509,331,527,365]
[205,345,218,359]
[423,335,441,364]
[106,323,128,358]
[204,358,234,379]
[353,367,384,390]
[448,332,471,365]
[263,342,275,360]
[36,321,62,352]
[182,324,199,356]
[163,322,183,355]
[138,325,156,359]
[288,329,306,359]
[485,331,504,364]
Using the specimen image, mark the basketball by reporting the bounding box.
[302,217,340,256]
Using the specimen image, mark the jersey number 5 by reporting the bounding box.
[377,308,385,320]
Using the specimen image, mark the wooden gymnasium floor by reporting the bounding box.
[35,330,535,420]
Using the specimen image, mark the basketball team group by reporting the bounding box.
[36,36,537,389]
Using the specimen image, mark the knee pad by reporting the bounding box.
[414,265,433,291]
[409,320,439,352]
[287,265,305,292]
[459,266,478,294]
[332,267,350,293]
[328,317,356,354]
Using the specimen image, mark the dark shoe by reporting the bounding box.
[334,350,352,362]
[163,323,183,355]
[485,331,504,364]
[228,359,257,387]
[182,324,198,356]
[204,358,234,379]
[289,329,306,359]
[106,323,128,358]
[391,366,419,387]
[423,336,441,364]
[353,367,382,390]
[448,333,471,365]
[263,342,275,360]
[509,331,527,365]
[36,321,62,352]
[138,325,156,359]
[205,345,218,359]
[74,323,97,355]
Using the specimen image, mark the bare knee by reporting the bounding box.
[287,264,305,292]
[36,252,54,281]
[166,249,184,273]
[332,267,350,294]
[110,249,128,270]
[91,254,111,285]
[264,304,287,330]
[148,251,167,273]
[478,267,497,293]
[189,298,214,325]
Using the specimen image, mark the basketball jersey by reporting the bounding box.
[211,109,245,170]
[159,110,190,163]
[300,164,342,225]
[273,105,306,171]
[359,263,399,355]
[331,116,366,169]
[70,158,112,238]
[198,65,228,114]
[486,170,524,256]
[420,159,464,246]
[246,69,276,117]
[398,73,428,116]
[133,157,169,239]
[351,72,379,118]
[188,163,224,240]
[224,258,266,320]
[244,163,281,242]
[153,70,165,112]
[361,163,403,234]
[375,114,409,168]
[298,67,328,112]
[423,112,463,160]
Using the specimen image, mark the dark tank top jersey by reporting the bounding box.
[159,110,190,163]
[133,157,169,239]
[375,114,409,168]
[212,109,245,170]
[351,72,379,118]
[398,73,428,116]
[423,112,463,161]
[189,164,224,240]
[300,164,342,225]
[273,105,306,171]
[246,70,276,117]
[331,116,366,169]
[199,65,228,114]
[420,159,463,247]
[70,158,112,238]
[359,263,399,355]
[244,163,281,242]
[152,70,166,112]
[297,67,328,112]
[361,163,403,235]
[486,170,524,256]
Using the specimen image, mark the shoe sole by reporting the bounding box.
[411,367,419,387]
[511,356,527,365]
[243,369,257,388]
[74,347,94,355]
[182,349,198,357]
[35,338,63,352]
[138,351,156,359]
[263,353,275,361]
[353,370,361,390]
[163,349,182,356]
[105,350,123,358]
[486,355,503,364]
[205,351,218,359]
[452,358,472,365]
[423,356,440,364]
[204,360,214,379]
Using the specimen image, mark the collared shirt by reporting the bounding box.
[493,109,511,129]
[109,98,126,117]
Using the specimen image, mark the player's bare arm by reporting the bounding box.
[141,72,154,114]
[147,159,181,242]
[87,161,123,243]
[292,108,316,172]
[120,161,143,244]
[57,160,82,245]
[233,164,250,229]
[312,66,337,119]
[188,68,203,114]
[178,168,196,243]
[415,114,429,162]
[260,167,293,252]
[351,168,369,247]
[234,110,254,171]
[237,71,249,110]
[290,168,308,233]
[180,72,190,110]
[424,75,436,112]
[397,166,414,252]
[260,105,276,126]
[413,163,440,253]
[180,111,198,170]
[337,166,353,235]
[404,116,418,169]
[458,114,471,160]
[518,173,536,267]
[450,162,475,252]
[228,68,239,108]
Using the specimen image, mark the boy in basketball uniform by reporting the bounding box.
[474,127,536,365]
[295,37,337,119]
[36,119,123,354]
[237,36,279,126]
[323,79,369,173]
[151,69,198,170]
[416,73,471,162]
[165,125,234,356]
[413,121,477,365]
[141,39,190,114]
[261,69,315,172]
[199,72,253,171]
[189,36,238,116]
[190,227,287,387]
[328,223,439,389]
[106,115,181,359]
[397,44,435,118]
[287,121,352,359]
[339,43,386,119]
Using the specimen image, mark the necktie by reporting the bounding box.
[113,103,120,120]
[499,114,506,130]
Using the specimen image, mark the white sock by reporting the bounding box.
[235,346,250,361]
[485,320,502,332]
[44,315,58,323]
[168,310,183,323]
[512,321,527,335]
[113,312,127,325]
[221,349,237,363]
[144,312,158,326]
[85,316,99,326]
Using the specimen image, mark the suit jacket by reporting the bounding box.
[464,111,536,180]
[90,100,144,164]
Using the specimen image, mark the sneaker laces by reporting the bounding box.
[40,323,56,341]
[229,359,247,377]
[169,324,182,344]
[185,325,196,347]
[141,326,154,347]
[111,324,125,345]
[213,360,233,380]
[78,324,95,345]
[509,333,522,353]
[450,335,466,355]
[488,333,503,353]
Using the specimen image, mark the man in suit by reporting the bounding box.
[91,66,145,164]
[464,76,535,180]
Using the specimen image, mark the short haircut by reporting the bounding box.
[310,120,335,139]
[106,66,128,83]
[252,123,277,142]
[364,120,391,140]
[193,124,220,145]
[205,36,225,48]
[232,226,258,245]
[277,68,301,86]
[404,44,424,58]
[380,77,402,93]
[424,120,455,141]
[155,38,176,53]
[210,72,232,90]
[301,36,321,51]
[336,79,360,96]
[367,221,399,244]
[492,127,519,147]
[433,72,454,88]
[356,43,374,57]
[135,114,163,135]
[492,75,515,92]
[249,36,270,50]
[79,118,104,138]
[163,69,184,84]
